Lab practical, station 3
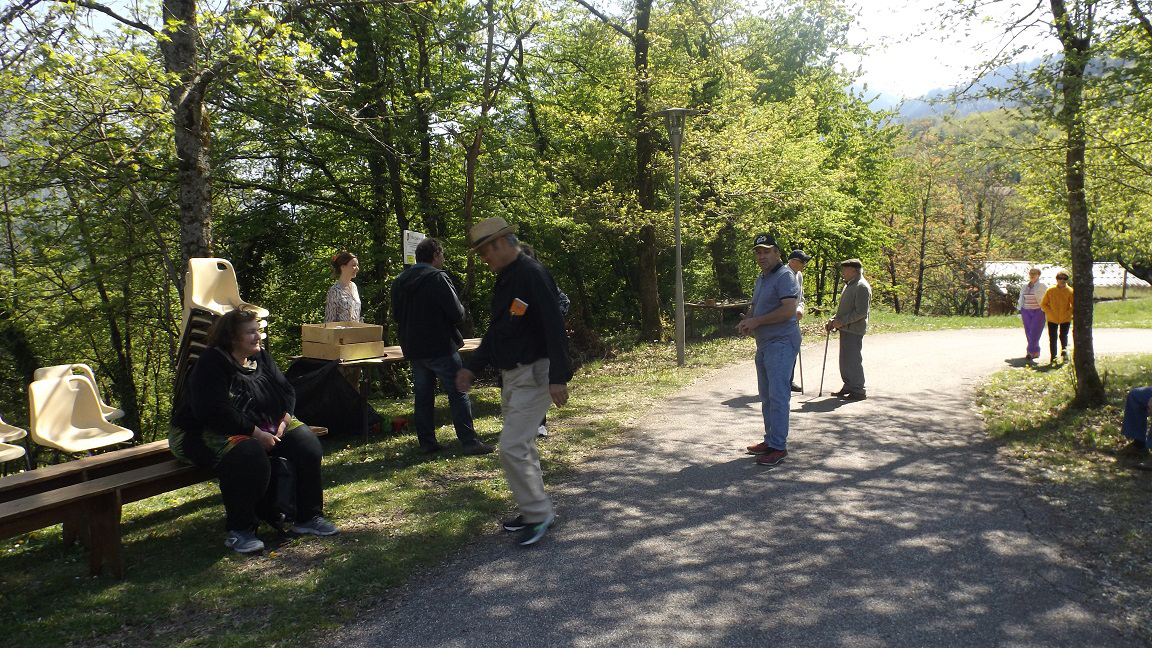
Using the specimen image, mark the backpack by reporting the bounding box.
[256,456,297,533]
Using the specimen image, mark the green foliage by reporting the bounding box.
[0,0,891,434]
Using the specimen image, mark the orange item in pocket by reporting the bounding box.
[509,298,528,316]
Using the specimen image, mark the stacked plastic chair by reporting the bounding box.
[33,364,126,422]
[0,413,29,474]
[173,258,269,408]
[28,375,135,460]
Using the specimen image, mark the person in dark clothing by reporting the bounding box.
[520,243,571,438]
[456,218,572,546]
[391,238,493,455]
[170,309,338,554]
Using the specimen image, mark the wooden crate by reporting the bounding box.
[301,321,383,345]
[301,340,387,361]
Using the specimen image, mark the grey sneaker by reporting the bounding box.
[516,512,556,546]
[292,515,339,536]
[537,425,548,437]
[224,529,265,554]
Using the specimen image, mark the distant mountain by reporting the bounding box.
[857,58,1047,121]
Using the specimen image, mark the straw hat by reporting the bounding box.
[470,217,518,249]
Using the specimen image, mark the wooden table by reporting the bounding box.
[684,301,751,338]
[318,337,482,366]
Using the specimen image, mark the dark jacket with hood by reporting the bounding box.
[391,263,466,360]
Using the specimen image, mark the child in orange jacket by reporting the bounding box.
[1040,271,1073,362]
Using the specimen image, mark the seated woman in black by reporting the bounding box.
[170,309,338,553]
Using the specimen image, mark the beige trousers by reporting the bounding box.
[499,359,554,522]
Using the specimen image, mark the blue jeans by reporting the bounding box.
[756,340,798,450]
[1121,386,1152,445]
[411,352,477,448]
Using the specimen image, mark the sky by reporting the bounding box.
[845,0,1056,99]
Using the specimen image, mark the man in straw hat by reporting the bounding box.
[456,217,572,546]
[738,233,801,467]
[825,258,872,400]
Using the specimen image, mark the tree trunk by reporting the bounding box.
[709,220,745,300]
[913,185,931,316]
[71,192,141,437]
[885,251,901,314]
[1051,0,1105,407]
[633,0,662,341]
[160,0,212,267]
[409,16,439,239]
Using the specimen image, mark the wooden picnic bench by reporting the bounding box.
[1,425,328,578]
[0,440,210,578]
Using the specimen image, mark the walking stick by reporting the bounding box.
[818,329,831,397]
[797,344,804,393]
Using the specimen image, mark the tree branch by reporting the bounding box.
[1131,0,1152,42]
[571,0,634,41]
[74,0,156,34]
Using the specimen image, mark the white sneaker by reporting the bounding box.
[537,425,548,437]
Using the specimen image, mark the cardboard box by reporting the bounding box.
[301,321,382,345]
[301,340,387,361]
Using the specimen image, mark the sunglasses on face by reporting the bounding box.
[1056,276,1069,280]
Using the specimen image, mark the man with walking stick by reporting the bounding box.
[786,249,811,392]
[825,258,872,400]
[738,234,801,467]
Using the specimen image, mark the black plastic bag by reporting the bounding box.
[257,456,296,533]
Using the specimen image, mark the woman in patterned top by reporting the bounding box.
[325,251,361,322]
[1017,267,1047,360]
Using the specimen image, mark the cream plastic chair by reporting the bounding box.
[0,413,28,473]
[0,412,26,443]
[33,364,125,422]
[185,258,270,318]
[28,376,135,454]
[0,440,25,473]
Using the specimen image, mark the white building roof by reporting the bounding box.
[985,261,1150,289]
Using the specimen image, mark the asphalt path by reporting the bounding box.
[335,327,1152,647]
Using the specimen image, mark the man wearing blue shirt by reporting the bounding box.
[738,234,801,466]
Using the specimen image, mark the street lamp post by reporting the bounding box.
[657,107,699,367]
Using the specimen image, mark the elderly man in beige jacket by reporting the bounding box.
[824,259,872,400]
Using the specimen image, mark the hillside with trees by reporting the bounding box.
[0,0,1149,434]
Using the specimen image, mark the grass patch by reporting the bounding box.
[1095,295,1152,328]
[977,354,1152,638]
[0,335,755,648]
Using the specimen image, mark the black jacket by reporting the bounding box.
[464,253,572,384]
[170,347,296,437]
[391,264,465,360]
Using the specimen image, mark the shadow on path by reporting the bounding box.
[333,328,1152,648]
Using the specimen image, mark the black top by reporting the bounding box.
[390,263,465,360]
[464,253,572,384]
[171,346,296,436]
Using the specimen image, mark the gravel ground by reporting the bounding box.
[330,327,1152,648]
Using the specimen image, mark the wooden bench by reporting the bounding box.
[0,440,211,578]
[1,427,328,578]
[0,458,209,578]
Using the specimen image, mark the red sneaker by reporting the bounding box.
[746,441,769,455]
[756,448,788,466]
